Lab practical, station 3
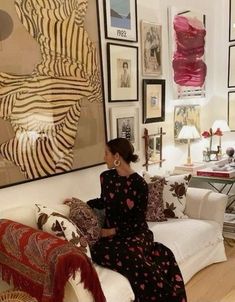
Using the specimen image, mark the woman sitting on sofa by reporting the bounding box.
[87,138,187,302]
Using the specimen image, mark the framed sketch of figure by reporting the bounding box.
[141,21,162,76]
[107,43,138,102]
[110,106,139,150]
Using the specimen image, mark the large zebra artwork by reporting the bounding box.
[0,0,105,181]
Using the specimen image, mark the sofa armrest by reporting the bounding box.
[185,187,227,228]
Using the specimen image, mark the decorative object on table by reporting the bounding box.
[228,91,235,130]
[212,119,231,152]
[107,43,138,102]
[103,0,138,42]
[141,21,162,76]
[0,290,37,302]
[142,79,165,123]
[177,125,201,166]
[142,128,166,171]
[174,105,201,140]
[226,147,235,163]
[201,128,223,161]
[168,7,206,99]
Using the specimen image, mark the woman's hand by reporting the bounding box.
[63,198,73,205]
[100,228,116,238]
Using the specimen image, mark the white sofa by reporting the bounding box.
[0,187,227,302]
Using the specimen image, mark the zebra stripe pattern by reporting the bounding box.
[0,0,103,179]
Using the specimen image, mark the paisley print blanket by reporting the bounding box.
[0,219,105,302]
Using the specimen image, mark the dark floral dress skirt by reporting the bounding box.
[91,229,187,302]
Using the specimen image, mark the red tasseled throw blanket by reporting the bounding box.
[0,219,106,302]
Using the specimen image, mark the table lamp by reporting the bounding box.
[178,125,201,166]
[212,120,230,150]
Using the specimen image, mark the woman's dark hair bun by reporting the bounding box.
[128,153,138,163]
[107,138,138,164]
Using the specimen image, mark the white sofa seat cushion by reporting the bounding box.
[94,264,134,302]
[148,218,224,264]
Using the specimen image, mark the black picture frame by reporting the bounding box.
[107,43,139,102]
[142,79,165,123]
[229,0,235,41]
[228,91,235,131]
[228,45,235,88]
[103,0,138,42]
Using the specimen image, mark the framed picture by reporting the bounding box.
[143,79,165,123]
[228,45,235,87]
[228,91,235,131]
[168,7,206,99]
[0,0,107,189]
[229,0,235,41]
[141,21,162,76]
[110,106,139,151]
[107,43,138,102]
[103,0,138,42]
[174,105,200,141]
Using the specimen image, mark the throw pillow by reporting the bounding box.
[163,174,192,218]
[35,204,91,258]
[67,197,101,247]
[144,175,167,222]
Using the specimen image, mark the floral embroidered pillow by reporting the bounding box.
[35,204,91,258]
[163,174,192,218]
[143,173,167,222]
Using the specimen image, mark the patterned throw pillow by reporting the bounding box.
[163,174,192,218]
[35,204,91,258]
[67,197,101,246]
[143,173,167,222]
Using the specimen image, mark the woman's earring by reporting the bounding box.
[114,159,121,167]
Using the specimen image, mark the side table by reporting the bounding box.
[191,175,235,240]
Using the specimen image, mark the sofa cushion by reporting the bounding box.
[163,174,191,218]
[67,197,101,246]
[148,218,224,265]
[35,204,91,258]
[144,175,167,222]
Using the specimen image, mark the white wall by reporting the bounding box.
[0,0,234,205]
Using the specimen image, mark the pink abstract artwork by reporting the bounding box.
[171,10,207,98]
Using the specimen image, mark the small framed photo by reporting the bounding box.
[103,0,138,42]
[174,105,201,141]
[229,0,235,41]
[107,43,138,102]
[228,91,235,131]
[142,79,165,123]
[141,21,162,76]
[228,45,235,87]
[110,106,139,150]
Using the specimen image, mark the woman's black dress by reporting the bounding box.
[88,170,187,302]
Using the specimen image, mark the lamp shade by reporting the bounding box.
[178,125,201,140]
[212,120,230,132]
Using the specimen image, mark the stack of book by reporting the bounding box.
[223,213,235,239]
[173,162,206,175]
[196,165,235,178]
